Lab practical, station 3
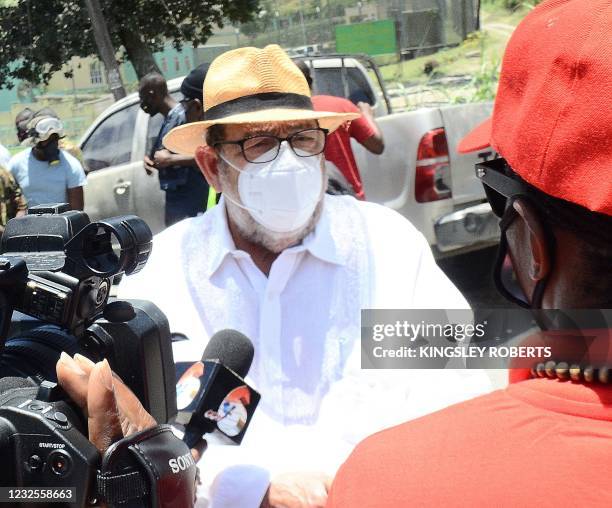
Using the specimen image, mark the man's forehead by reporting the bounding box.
[224,120,317,139]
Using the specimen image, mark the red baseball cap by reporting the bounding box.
[458,0,612,216]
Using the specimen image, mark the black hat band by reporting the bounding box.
[204,92,313,121]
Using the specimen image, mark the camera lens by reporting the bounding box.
[49,450,72,476]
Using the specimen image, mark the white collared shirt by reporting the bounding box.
[119,195,492,507]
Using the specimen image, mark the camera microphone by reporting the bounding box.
[174,329,260,448]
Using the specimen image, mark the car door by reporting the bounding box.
[126,110,166,234]
[128,93,181,235]
[81,102,139,221]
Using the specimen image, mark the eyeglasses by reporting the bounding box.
[474,158,532,218]
[214,127,328,164]
[475,157,554,308]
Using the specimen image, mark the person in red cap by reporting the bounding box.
[326,1,612,506]
[295,60,384,200]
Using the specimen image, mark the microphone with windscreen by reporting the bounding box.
[174,329,260,448]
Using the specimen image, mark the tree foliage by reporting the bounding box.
[0,0,260,89]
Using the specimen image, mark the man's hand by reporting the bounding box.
[260,472,332,508]
[144,155,157,175]
[153,149,175,169]
[357,101,374,118]
[56,352,156,453]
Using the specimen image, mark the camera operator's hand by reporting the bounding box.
[56,352,156,453]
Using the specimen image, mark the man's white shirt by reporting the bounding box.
[119,195,492,507]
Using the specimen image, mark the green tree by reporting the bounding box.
[0,0,260,89]
[239,0,274,42]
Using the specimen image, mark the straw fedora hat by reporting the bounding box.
[163,44,360,155]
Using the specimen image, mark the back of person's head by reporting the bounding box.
[295,59,313,88]
[15,107,34,142]
[180,63,210,123]
[33,107,60,120]
[180,63,210,103]
[15,107,34,126]
[459,0,612,308]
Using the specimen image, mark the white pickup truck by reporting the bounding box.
[80,55,498,256]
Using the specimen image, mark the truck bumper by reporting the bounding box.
[434,202,500,254]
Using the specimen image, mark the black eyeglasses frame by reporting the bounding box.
[213,127,329,164]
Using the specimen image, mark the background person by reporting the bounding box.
[326,1,612,506]
[33,107,85,166]
[120,44,491,508]
[8,113,86,210]
[15,107,34,144]
[139,71,210,227]
[0,165,27,235]
[0,142,10,169]
[296,59,384,200]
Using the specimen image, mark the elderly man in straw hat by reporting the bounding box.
[119,45,491,507]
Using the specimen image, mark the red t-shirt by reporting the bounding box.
[311,95,376,200]
[327,376,612,507]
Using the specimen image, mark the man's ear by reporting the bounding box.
[195,145,223,191]
[511,199,551,282]
[192,99,203,120]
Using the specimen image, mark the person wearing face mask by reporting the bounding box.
[7,113,86,210]
[119,45,491,508]
[326,2,612,506]
[139,68,211,226]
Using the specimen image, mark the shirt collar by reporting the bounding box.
[203,197,238,278]
[298,198,347,267]
[205,196,348,278]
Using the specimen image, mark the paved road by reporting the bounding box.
[437,245,509,308]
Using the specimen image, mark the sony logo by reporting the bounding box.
[169,452,195,474]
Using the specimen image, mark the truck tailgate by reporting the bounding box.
[439,102,493,205]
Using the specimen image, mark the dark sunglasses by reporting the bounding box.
[475,158,532,218]
[475,158,554,308]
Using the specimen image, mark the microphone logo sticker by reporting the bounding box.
[204,385,252,437]
[176,361,204,410]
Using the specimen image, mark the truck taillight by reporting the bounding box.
[415,128,452,203]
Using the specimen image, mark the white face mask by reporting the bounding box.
[220,142,324,233]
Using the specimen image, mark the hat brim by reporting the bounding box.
[457,117,492,154]
[21,129,64,147]
[163,108,360,155]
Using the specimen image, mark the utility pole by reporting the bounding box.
[299,0,308,46]
[84,0,126,100]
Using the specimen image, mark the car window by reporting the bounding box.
[313,67,375,105]
[82,103,138,171]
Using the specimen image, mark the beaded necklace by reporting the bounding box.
[530,360,612,384]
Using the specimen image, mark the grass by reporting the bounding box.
[374,2,535,109]
[379,3,530,85]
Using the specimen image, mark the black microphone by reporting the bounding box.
[174,329,260,448]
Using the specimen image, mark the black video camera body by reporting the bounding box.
[0,205,193,507]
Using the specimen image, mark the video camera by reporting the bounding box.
[0,204,189,507]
